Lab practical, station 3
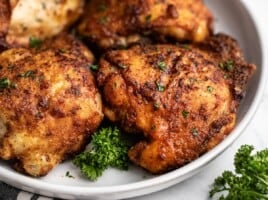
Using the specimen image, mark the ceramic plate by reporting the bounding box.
[0,0,266,199]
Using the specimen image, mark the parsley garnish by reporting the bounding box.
[118,63,127,69]
[180,44,191,50]
[98,16,109,24]
[0,78,11,89]
[182,110,189,118]
[191,128,198,137]
[207,86,214,93]
[18,70,36,79]
[157,61,166,71]
[154,102,160,110]
[29,37,43,49]
[145,14,152,22]
[65,171,74,178]
[58,48,67,53]
[189,78,197,84]
[156,82,165,92]
[0,78,17,89]
[219,60,234,71]
[210,145,268,200]
[73,127,130,181]
[89,64,99,71]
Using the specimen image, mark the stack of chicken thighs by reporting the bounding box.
[0,0,255,176]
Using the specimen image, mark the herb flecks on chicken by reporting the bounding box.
[78,0,213,49]
[97,34,255,174]
[0,0,84,47]
[0,34,103,177]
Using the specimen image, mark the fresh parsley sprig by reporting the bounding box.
[73,126,130,181]
[210,145,268,200]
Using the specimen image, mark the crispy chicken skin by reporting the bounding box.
[97,34,255,174]
[0,0,84,47]
[0,0,10,51]
[78,0,213,49]
[0,0,9,37]
[0,34,103,176]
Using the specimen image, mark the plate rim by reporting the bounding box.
[0,1,267,198]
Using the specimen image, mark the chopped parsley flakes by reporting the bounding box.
[156,82,165,92]
[182,110,189,118]
[0,78,17,90]
[207,86,214,93]
[191,128,199,137]
[89,64,99,71]
[157,61,166,71]
[29,37,43,49]
[219,60,234,71]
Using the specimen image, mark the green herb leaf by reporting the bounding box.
[145,14,152,22]
[89,64,99,71]
[29,37,43,49]
[73,127,130,181]
[182,110,189,118]
[157,61,166,71]
[207,86,214,93]
[118,63,127,69]
[180,44,191,50]
[0,78,17,90]
[154,102,160,110]
[191,128,198,137]
[59,48,67,53]
[156,82,165,92]
[0,78,11,89]
[18,70,36,79]
[65,171,74,178]
[98,16,109,24]
[210,145,268,200]
[219,60,234,71]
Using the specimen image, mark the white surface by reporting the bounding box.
[0,0,267,199]
[131,1,268,199]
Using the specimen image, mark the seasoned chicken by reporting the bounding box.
[97,34,255,174]
[78,0,213,49]
[0,34,103,176]
[0,0,10,51]
[0,0,9,37]
[0,0,84,47]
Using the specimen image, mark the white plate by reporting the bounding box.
[0,0,266,199]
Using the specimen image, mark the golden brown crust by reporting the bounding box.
[0,35,103,176]
[0,0,10,52]
[78,0,144,50]
[1,0,84,47]
[0,0,10,37]
[78,0,213,50]
[40,33,95,64]
[97,34,255,174]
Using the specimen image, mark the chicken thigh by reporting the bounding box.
[97,34,255,173]
[78,0,213,50]
[0,34,103,176]
[0,0,10,51]
[0,0,84,47]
